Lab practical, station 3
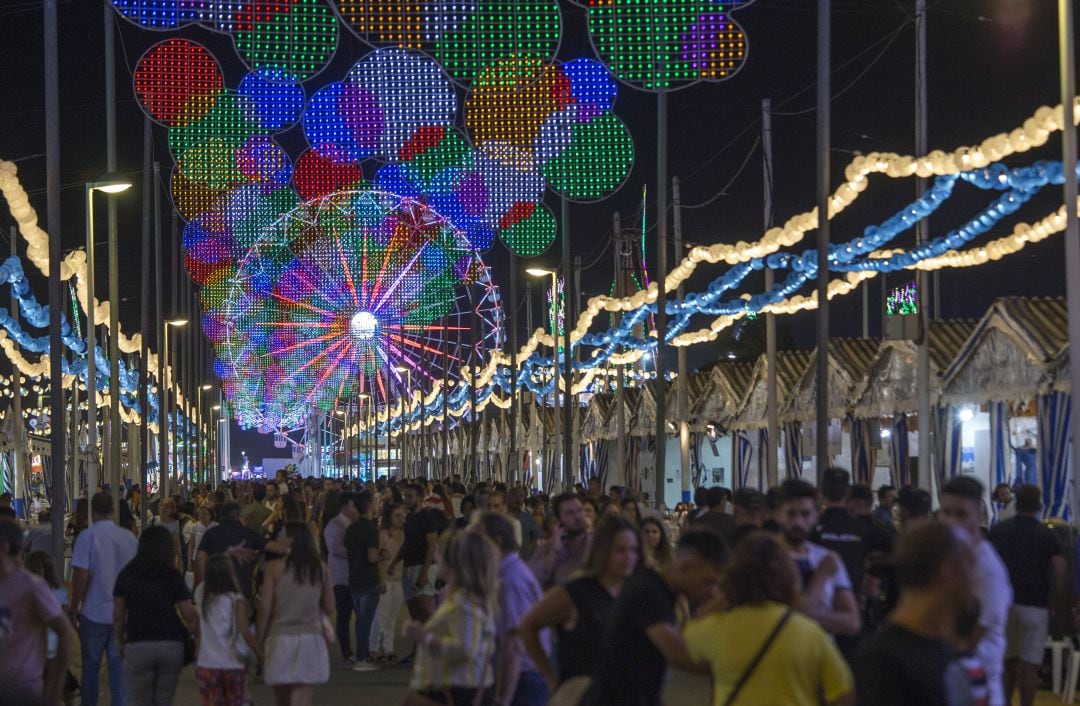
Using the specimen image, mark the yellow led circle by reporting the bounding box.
[466,57,564,154]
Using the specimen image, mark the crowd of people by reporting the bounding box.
[0,466,1074,706]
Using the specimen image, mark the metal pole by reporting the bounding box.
[44,0,67,571]
[509,255,518,484]
[1058,0,1080,526]
[9,227,24,518]
[655,91,668,508]
[139,118,151,530]
[915,0,933,492]
[672,179,691,500]
[573,254,583,487]
[614,213,626,490]
[170,217,178,492]
[814,0,831,483]
[763,99,779,487]
[184,285,192,485]
[84,188,99,496]
[561,198,573,489]
[105,1,122,515]
[162,326,172,499]
[549,274,560,490]
[155,164,167,500]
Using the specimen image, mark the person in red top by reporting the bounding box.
[0,520,75,705]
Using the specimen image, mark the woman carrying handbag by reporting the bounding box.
[683,532,855,706]
[403,529,498,706]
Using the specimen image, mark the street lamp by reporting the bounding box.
[159,318,187,497]
[527,267,563,489]
[84,176,131,503]
[196,384,212,483]
[395,366,412,477]
[358,393,370,481]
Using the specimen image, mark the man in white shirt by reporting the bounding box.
[777,479,861,640]
[941,476,1013,706]
[324,491,360,667]
[70,492,138,706]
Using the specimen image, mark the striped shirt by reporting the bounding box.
[409,592,496,691]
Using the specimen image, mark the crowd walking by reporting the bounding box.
[1,465,1079,705]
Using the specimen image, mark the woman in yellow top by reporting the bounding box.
[683,532,854,706]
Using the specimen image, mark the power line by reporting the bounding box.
[680,136,761,209]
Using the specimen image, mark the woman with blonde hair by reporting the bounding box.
[518,516,641,697]
[404,529,499,705]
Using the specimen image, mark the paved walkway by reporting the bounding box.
[170,660,713,704]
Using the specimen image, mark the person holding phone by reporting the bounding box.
[529,494,592,591]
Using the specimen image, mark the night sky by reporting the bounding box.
[0,0,1075,465]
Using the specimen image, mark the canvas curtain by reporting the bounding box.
[782,421,803,480]
[889,413,910,487]
[756,428,769,490]
[735,430,753,489]
[988,401,1011,523]
[848,416,876,486]
[1037,391,1071,520]
[934,405,962,487]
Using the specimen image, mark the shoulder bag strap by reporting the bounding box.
[722,608,794,706]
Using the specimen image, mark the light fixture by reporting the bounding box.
[166,318,189,327]
[395,366,409,373]
[880,428,892,440]
[89,174,133,194]
[726,352,737,360]
[526,267,554,277]
[958,408,975,423]
[212,405,221,411]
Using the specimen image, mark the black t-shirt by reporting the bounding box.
[558,576,615,682]
[402,508,440,567]
[112,565,190,643]
[197,520,267,598]
[590,568,676,706]
[854,623,979,706]
[688,510,737,545]
[812,507,868,591]
[345,517,380,590]
[989,515,1063,607]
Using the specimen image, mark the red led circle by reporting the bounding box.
[134,39,224,128]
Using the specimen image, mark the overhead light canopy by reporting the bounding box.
[166,318,188,326]
[201,384,212,390]
[526,267,554,277]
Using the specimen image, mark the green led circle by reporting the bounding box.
[233,0,338,82]
[500,204,556,257]
[168,91,268,159]
[405,128,471,187]
[588,0,749,91]
[432,0,561,86]
[543,114,634,202]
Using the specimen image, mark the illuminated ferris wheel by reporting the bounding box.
[219,189,502,432]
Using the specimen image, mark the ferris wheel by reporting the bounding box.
[219,189,503,432]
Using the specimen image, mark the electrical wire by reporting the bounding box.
[679,136,761,209]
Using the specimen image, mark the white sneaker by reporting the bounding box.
[352,659,381,672]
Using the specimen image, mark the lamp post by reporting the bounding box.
[159,318,187,498]
[395,366,412,477]
[211,404,221,486]
[196,384,211,484]
[85,177,131,506]
[526,268,562,489]
[358,393,370,482]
